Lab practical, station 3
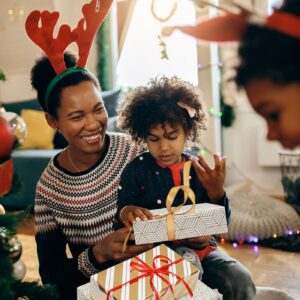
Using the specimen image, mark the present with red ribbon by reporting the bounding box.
[90,244,199,300]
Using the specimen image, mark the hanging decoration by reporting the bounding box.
[150,0,178,60]
[151,0,178,23]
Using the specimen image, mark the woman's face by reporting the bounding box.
[245,79,300,149]
[47,80,108,155]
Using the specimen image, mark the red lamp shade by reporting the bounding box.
[0,116,14,158]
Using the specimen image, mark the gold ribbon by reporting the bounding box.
[122,161,195,252]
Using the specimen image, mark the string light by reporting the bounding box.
[209,106,223,118]
[232,242,238,248]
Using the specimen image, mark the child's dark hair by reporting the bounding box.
[30,51,100,118]
[236,0,300,86]
[118,76,207,145]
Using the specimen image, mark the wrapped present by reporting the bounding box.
[90,244,199,300]
[133,201,228,245]
[132,161,228,245]
[78,283,92,300]
[78,280,221,300]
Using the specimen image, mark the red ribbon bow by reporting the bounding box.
[106,255,193,300]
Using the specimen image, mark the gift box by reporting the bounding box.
[78,279,221,300]
[133,203,228,245]
[78,283,92,300]
[90,244,200,300]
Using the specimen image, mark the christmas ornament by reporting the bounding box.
[0,158,14,196]
[0,116,14,157]
[0,226,10,243]
[1,111,27,145]
[0,203,5,215]
[13,259,26,281]
[8,236,22,263]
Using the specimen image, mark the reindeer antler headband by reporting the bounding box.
[25,0,112,110]
[162,2,300,42]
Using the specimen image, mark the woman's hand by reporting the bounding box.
[174,235,212,250]
[120,205,154,229]
[93,227,153,263]
[191,154,226,203]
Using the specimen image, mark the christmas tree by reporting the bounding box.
[0,70,60,299]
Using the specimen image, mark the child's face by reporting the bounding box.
[245,79,300,149]
[146,122,187,166]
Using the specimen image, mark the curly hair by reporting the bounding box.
[118,76,207,145]
[236,0,300,86]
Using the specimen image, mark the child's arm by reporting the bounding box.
[190,154,226,203]
[119,205,154,229]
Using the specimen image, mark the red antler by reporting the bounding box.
[74,0,113,68]
[25,10,78,74]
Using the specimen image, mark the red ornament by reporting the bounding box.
[0,116,14,157]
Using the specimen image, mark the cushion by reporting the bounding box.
[3,99,42,115]
[255,287,295,300]
[19,109,55,150]
[226,181,300,241]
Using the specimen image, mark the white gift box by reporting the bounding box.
[77,280,222,300]
[133,203,228,245]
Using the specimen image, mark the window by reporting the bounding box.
[117,0,197,88]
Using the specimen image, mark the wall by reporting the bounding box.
[0,0,97,103]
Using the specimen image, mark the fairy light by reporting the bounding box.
[8,9,14,16]
[19,9,25,16]
[199,149,206,157]
[273,233,277,238]
[209,106,222,118]
[232,242,238,248]
[253,245,259,253]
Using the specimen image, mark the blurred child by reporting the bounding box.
[166,0,300,149]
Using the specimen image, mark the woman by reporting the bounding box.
[31,52,152,299]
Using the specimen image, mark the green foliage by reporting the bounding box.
[0,211,60,299]
[14,281,60,300]
[220,95,235,127]
[0,67,5,81]
[96,15,112,91]
[0,211,26,236]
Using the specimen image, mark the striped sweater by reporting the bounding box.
[34,133,139,300]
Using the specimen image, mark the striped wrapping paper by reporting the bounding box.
[90,245,200,300]
[133,203,228,245]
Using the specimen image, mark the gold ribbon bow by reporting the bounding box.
[122,160,195,252]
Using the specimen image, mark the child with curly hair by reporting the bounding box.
[115,76,256,300]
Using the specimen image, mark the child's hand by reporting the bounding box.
[191,154,226,203]
[120,205,154,229]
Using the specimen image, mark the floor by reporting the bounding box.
[17,217,300,299]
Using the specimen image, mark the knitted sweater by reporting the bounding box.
[34,133,139,300]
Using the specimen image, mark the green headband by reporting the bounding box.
[44,67,89,111]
